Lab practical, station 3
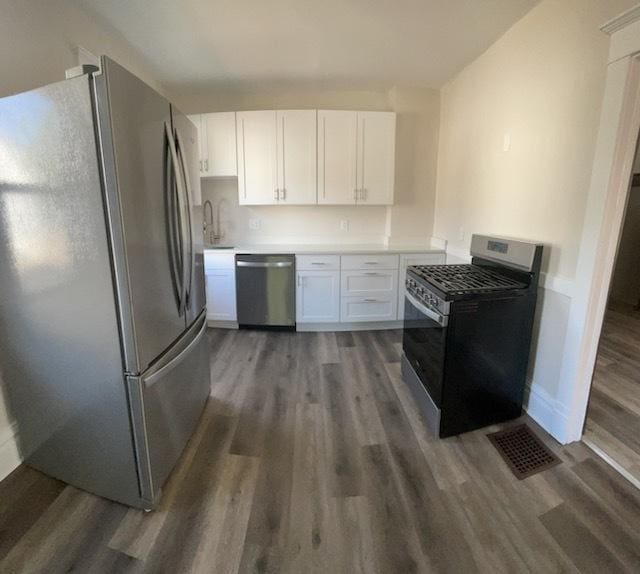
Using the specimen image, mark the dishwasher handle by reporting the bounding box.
[236,260,293,268]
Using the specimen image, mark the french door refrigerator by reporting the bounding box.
[0,57,210,509]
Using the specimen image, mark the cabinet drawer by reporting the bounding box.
[204,252,235,270]
[341,269,398,296]
[341,254,399,270]
[296,254,340,271]
[340,296,397,322]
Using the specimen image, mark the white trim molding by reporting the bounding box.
[0,421,21,481]
[524,383,571,444]
[539,273,574,299]
[600,4,640,35]
[297,320,403,332]
[559,14,640,445]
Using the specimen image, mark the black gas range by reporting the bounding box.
[401,234,543,438]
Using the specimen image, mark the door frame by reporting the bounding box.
[561,6,640,443]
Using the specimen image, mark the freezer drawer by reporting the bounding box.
[128,312,210,504]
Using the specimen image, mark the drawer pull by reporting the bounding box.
[363,272,381,276]
[364,262,378,265]
[364,298,380,303]
[311,262,326,266]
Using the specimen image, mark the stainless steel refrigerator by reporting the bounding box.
[0,57,210,509]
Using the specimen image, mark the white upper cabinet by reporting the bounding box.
[187,114,207,177]
[237,110,278,205]
[318,110,395,205]
[188,112,237,178]
[357,112,396,205]
[276,110,317,205]
[317,110,358,204]
[203,112,237,177]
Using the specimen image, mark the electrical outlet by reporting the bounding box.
[249,219,261,230]
[340,220,349,232]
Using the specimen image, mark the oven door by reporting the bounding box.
[402,291,448,406]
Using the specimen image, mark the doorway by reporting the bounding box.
[583,139,640,484]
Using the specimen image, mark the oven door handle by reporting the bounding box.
[406,292,449,327]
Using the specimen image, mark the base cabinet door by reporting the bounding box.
[205,269,237,321]
[296,270,340,323]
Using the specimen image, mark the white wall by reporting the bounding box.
[433,0,639,441]
[181,86,440,247]
[0,0,164,479]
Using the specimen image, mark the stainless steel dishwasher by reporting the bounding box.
[235,254,295,328]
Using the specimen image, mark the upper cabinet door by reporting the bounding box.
[317,110,358,205]
[357,111,396,205]
[203,112,237,177]
[187,114,207,177]
[276,110,317,205]
[237,111,278,205]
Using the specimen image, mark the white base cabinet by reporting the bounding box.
[209,250,444,329]
[204,253,237,322]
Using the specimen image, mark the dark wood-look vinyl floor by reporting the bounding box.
[2,328,640,573]
[584,301,640,481]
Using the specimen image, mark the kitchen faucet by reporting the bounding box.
[203,199,224,244]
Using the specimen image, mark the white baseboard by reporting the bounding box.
[297,320,403,332]
[0,422,21,481]
[207,320,239,329]
[524,383,570,444]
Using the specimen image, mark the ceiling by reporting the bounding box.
[73,0,539,93]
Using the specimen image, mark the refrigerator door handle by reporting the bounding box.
[164,122,187,315]
[175,130,194,309]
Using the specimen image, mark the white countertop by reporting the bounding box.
[200,243,444,255]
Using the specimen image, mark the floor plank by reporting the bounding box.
[584,301,640,482]
[2,327,640,573]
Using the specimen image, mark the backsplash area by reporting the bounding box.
[199,178,393,246]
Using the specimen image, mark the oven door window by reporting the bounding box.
[402,294,447,406]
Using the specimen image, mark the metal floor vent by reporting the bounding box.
[487,424,561,480]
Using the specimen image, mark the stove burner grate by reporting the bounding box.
[411,264,526,294]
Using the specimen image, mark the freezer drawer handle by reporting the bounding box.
[236,261,293,268]
[144,318,207,388]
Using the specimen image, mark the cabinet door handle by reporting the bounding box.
[274,188,279,200]
[353,189,358,201]
[281,188,286,200]
[199,160,203,171]
[361,188,367,201]
[204,159,208,172]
